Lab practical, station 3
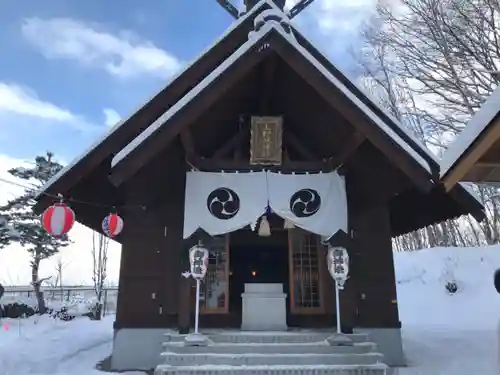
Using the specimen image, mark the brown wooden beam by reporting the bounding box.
[337,131,365,173]
[283,131,317,160]
[190,157,336,173]
[213,128,247,158]
[475,162,500,168]
[180,129,196,159]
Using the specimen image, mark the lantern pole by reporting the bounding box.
[184,240,209,347]
[194,278,201,335]
[326,245,353,347]
[335,279,341,334]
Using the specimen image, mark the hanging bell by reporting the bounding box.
[283,219,295,229]
[258,215,271,237]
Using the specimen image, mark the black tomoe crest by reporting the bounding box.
[289,188,321,218]
[207,188,240,220]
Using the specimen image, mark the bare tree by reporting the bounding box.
[91,231,109,320]
[354,0,500,249]
[43,256,71,301]
[368,0,500,140]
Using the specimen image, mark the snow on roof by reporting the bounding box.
[279,31,432,174]
[440,85,500,178]
[111,23,277,168]
[34,0,279,200]
[290,25,439,167]
[112,19,432,175]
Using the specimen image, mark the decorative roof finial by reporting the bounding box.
[248,7,294,42]
[245,0,285,12]
[215,0,317,20]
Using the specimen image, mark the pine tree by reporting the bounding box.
[0,152,70,313]
[0,216,12,249]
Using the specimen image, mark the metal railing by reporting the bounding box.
[2,286,119,317]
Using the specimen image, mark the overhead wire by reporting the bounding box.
[0,176,143,211]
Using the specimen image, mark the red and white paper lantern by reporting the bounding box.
[41,203,75,237]
[102,212,124,238]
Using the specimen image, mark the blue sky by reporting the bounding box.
[0,0,375,163]
[0,0,378,284]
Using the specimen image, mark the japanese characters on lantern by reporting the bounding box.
[189,245,209,280]
[327,246,349,287]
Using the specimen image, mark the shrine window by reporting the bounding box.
[289,229,324,313]
[199,235,229,313]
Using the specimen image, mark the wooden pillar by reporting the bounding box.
[351,202,400,327]
[114,144,188,331]
[151,148,188,332]
[115,181,164,328]
[155,170,186,329]
[341,145,403,330]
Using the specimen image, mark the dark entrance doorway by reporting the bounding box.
[229,229,289,314]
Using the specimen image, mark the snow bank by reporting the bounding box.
[0,315,115,375]
[394,246,500,374]
[395,245,500,330]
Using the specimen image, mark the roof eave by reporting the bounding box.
[110,21,436,193]
[32,0,280,212]
[440,86,500,181]
[289,25,441,180]
[109,24,280,187]
[449,183,486,223]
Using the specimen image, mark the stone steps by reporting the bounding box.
[156,332,387,375]
[155,364,388,375]
[163,342,377,355]
[165,332,369,344]
[160,352,384,366]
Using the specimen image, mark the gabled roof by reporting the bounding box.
[440,85,500,188]
[34,0,278,203]
[110,14,435,189]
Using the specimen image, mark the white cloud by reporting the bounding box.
[0,154,121,286]
[0,83,99,133]
[286,0,376,34]
[0,83,74,122]
[103,108,121,127]
[22,17,183,80]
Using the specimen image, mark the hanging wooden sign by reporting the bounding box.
[250,116,283,165]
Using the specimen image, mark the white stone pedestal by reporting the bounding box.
[241,283,287,331]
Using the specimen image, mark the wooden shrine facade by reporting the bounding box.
[32,1,485,368]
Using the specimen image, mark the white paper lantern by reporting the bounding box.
[189,245,209,280]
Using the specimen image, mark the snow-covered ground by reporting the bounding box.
[395,246,500,374]
[0,246,499,375]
